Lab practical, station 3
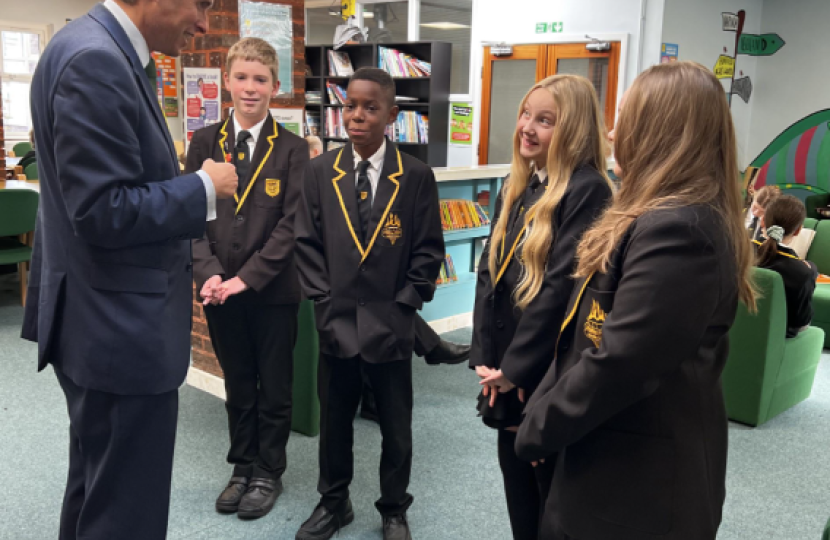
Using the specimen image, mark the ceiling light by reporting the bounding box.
[420,22,471,30]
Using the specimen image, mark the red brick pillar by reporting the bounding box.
[184,0,306,376]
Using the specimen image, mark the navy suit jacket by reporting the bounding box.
[21,4,208,395]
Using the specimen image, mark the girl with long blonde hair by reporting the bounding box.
[469,74,613,540]
[514,61,756,540]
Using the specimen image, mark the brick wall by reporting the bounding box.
[186,0,306,377]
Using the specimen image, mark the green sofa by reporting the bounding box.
[802,218,830,347]
[721,268,826,426]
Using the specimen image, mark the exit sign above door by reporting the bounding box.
[536,21,564,34]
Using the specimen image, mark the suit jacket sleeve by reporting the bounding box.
[515,216,724,462]
[53,48,206,250]
[294,160,330,300]
[187,130,225,285]
[237,141,310,291]
[469,190,505,368]
[500,176,612,389]
[394,168,444,310]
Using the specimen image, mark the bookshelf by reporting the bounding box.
[304,42,451,167]
[419,165,510,326]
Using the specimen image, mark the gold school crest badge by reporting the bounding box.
[583,299,607,348]
[265,178,280,198]
[382,213,403,245]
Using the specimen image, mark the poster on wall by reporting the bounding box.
[152,52,179,117]
[270,108,303,136]
[183,67,221,148]
[660,43,679,64]
[239,0,293,96]
[450,103,474,146]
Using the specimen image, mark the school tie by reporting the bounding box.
[235,130,252,194]
[528,173,542,193]
[144,58,158,95]
[356,160,373,244]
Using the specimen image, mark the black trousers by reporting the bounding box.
[318,353,414,516]
[205,301,298,480]
[55,368,178,540]
[412,313,440,357]
[498,429,555,540]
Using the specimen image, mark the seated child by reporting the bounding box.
[755,195,818,337]
[746,185,781,241]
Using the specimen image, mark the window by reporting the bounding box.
[419,0,471,95]
[1,26,46,141]
[363,2,409,44]
[305,6,344,46]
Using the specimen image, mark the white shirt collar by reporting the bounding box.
[535,167,548,183]
[233,114,268,146]
[103,0,150,68]
[353,139,386,174]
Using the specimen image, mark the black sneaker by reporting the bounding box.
[295,499,354,540]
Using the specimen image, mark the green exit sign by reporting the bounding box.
[536,21,564,34]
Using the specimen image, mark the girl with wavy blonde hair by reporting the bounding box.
[469,74,613,540]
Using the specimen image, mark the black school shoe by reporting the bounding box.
[215,476,249,513]
[383,514,412,540]
[295,499,355,540]
[425,340,471,365]
[237,477,283,519]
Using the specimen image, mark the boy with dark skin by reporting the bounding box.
[294,68,444,540]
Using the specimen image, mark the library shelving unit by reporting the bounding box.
[304,41,451,167]
[419,166,509,325]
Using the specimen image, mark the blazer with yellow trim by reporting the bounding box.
[470,166,612,402]
[515,204,739,540]
[293,141,444,364]
[753,240,817,337]
[186,113,309,304]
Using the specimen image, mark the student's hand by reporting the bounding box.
[480,369,517,394]
[475,365,493,378]
[216,276,249,304]
[200,275,223,306]
[202,159,238,199]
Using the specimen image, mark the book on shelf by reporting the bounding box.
[304,110,321,137]
[440,199,492,231]
[325,107,347,139]
[436,254,458,286]
[477,191,490,215]
[385,111,428,144]
[305,90,322,105]
[325,82,348,105]
[378,47,431,78]
[328,50,355,76]
[326,141,346,151]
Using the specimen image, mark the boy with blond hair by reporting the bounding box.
[186,37,309,519]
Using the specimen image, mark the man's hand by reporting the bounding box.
[202,159,238,199]
[200,275,223,306]
[216,276,249,304]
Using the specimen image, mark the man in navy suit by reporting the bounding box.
[22,1,237,538]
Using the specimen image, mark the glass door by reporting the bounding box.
[478,45,547,165]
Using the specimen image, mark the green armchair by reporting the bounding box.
[721,268,825,426]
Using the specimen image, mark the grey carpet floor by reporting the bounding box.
[0,273,828,539]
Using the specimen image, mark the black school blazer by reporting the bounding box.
[187,113,310,304]
[293,141,444,364]
[516,204,740,540]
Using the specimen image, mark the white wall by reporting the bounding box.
[453,0,665,167]
[747,0,830,163]
[661,0,764,168]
